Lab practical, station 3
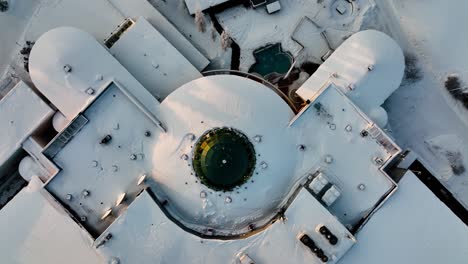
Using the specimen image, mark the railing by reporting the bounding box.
[43,115,88,159]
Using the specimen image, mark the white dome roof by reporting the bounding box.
[151,75,300,234]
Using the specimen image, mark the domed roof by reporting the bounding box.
[151,75,300,234]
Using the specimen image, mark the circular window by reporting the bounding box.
[192,128,256,191]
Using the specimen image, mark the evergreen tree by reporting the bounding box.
[0,1,9,12]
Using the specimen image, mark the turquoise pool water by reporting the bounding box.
[249,43,293,77]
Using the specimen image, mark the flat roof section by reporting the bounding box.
[0,177,102,264]
[109,0,210,70]
[110,17,202,101]
[0,82,54,167]
[95,188,355,264]
[291,84,399,227]
[45,83,160,236]
[341,171,468,264]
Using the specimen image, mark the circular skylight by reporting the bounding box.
[192,127,256,191]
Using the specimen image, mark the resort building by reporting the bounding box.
[0,14,466,264]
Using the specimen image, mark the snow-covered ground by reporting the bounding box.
[375,0,468,207]
[217,0,379,71]
[0,0,40,94]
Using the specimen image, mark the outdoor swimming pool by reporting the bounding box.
[249,43,293,77]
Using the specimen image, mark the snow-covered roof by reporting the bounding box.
[45,82,162,235]
[29,27,162,120]
[110,17,202,100]
[291,83,399,226]
[266,1,282,14]
[341,171,468,263]
[34,74,373,263]
[0,177,101,264]
[153,74,298,233]
[9,23,456,263]
[1,0,468,263]
[109,0,210,70]
[95,188,356,264]
[41,63,400,237]
[184,0,232,15]
[297,30,405,115]
[0,81,53,168]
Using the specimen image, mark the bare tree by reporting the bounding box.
[194,10,206,33]
[220,30,232,51]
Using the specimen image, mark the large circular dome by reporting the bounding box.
[193,127,256,191]
[152,75,300,235]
